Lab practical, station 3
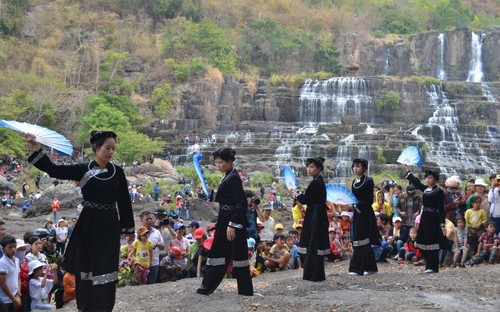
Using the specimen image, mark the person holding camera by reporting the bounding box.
[196,148,253,296]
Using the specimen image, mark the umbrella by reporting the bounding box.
[0,120,73,156]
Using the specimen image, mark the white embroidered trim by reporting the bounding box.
[81,271,118,285]
[228,222,243,229]
[30,151,45,165]
[352,238,370,247]
[297,247,307,254]
[415,243,439,250]
[232,260,249,268]
[206,257,226,266]
[122,227,135,234]
[317,249,331,256]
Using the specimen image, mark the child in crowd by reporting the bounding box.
[285,234,301,269]
[0,235,21,311]
[28,260,57,310]
[327,228,342,262]
[373,225,393,262]
[128,226,154,285]
[274,224,284,234]
[264,233,290,272]
[339,212,351,235]
[120,233,135,261]
[289,229,300,245]
[246,238,259,277]
[61,264,76,307]
[466,221,499,266]
[453,217,469,267]
[339,234,353,260]
[170,224,190,279]
[329,212,341,236]
[465,195,488,255]
[399,227,421,264]
[196,237,213,279]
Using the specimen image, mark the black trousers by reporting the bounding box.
[349,244,378,275]
[197,226,253,296]
[424,249,439,272]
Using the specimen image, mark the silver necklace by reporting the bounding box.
[87,161,116,181]
[220,168,235,185]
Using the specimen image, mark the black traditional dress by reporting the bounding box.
[197,168,253,296]
[297,174,330,281]
[405,172,445,272]
[349,175,381,275]
[28,149,134,312]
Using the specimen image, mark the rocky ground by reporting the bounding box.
[2,207,499,312]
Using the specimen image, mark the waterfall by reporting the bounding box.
[299,77,374,124]
[384,48,390,75]
[414,85,498,176]
[437,33,446,80]
[466,32,484,83]
[365,124,377,134]
[481,83,496,102]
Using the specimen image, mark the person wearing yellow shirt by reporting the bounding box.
[291,202,307,224]
[465,195,488,255]
[372,191,392,216]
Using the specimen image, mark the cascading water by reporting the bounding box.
[299,77,374,124]
[466,32,484,83]
[384,48,390,75]
[414,85,498,176]
[437,33,446,80]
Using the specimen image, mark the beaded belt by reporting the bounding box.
[220,204,234,211]
[82,201,116,210]
[422,207,436,212]
[352,238,370,247]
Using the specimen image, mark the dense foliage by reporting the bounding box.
[0,0,498,159]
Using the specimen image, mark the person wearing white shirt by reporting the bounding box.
[139,212,165,284]
[257,205,275,242]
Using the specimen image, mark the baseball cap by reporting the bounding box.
[328,227,336,233]
[173,223,185,231]
[406,185,416,194]
[187,221,200,228]
[247,237,256,249]
[393,217,403,223]
[137,226,150,236]
[341,211,350,217]
[274,223,284,231]
[193,228,205,239]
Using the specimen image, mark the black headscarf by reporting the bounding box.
[306,157,325,171]
[90,131,117,145]
[212,147,236,162]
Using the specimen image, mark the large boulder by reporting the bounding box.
[26,182,82,217]
[0,175,16,193]
[125,158,181,186]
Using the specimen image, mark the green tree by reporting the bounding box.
[313,32,342,75]
[428,0,472,30]
[78,104,132,143]
[114,130,164,163]
[0,128,27,157]
[151,83,175,119]
[0,0,31,35]
[86,92,143,125]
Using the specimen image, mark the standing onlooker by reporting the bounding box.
[21,180,29,198]
[395,185,422,233]
[0,236,22,311]
[465,195,488,254]
[453,217,469,267]
[171,224,190,279]
[129,226,154,285]
[68,218,78,240]
[139,212,164,284]
[51,197,60,224]
[153,183,160,202]
[488,174,500,234]
[34,176,40,191]
[55,219,68,254]
[256,205,274,242]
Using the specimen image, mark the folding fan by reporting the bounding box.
[282,165,298,190]
[326,183,359,205]
[0,120,73,156]
[396,146,423,168]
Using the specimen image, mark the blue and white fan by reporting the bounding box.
[396,146,423,168]
[282,166,298,190]
[326,183,358,205]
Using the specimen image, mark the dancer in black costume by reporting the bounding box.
[340,159,380,276]
[26,131,134,311]
[197,148,253,296]
[403,165,446,273]
[292,157,330,281]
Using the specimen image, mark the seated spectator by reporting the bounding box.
[327,228,342,262]
[329,212,341,236]
[264,233,290,272]
[388,217,408,259]
[372,191,393,216]
[373,225,393,262]
[339,212,351,235]
[247,238,259,277]
[339,234,353,260]
[398,227,421,264]
[285,234,301,269]
[28,260,57,311]
[453,217,469,267]
[466,221,499,266]
[62,266,76,305]
[274,223,284,234]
